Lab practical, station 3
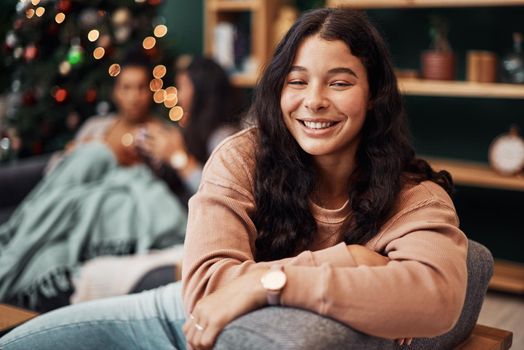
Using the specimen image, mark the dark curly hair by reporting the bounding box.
[178,56,239,164]
[252,8,453,261]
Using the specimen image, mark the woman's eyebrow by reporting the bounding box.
[289,66,307,73]
[327,67,358,78]
[289,66,358,79]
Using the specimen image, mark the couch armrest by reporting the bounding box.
[214,240,493,350]
[0,155,49,209]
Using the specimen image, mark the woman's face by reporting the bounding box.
[175,71,194,116]
[280,35,370,163]
[113,66,152,122]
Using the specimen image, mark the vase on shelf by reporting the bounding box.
[501,32,524,84]
[421,15,455,81]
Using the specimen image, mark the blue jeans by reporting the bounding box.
[0,282,186,349]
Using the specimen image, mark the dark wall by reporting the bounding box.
[160,0,203,56]
[365,7,524,262]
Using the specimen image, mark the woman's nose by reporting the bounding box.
[304,84,329,112]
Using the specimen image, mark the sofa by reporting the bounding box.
[0,155,50,225]
[0,156,495,349]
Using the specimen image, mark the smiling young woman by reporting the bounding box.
[0,8,466,350]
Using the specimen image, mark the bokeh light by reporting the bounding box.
[153,24,168,38]
[55,12,66,24]
[165,86,177,96]
[93,47,105,60]
[169,106,184,121]
[164,96,178,108]
[153,89,166,103]
[35,7,45,17]
[54,88,68,103]
[108,63,121,77]
[149,78,163,91]
[152,64,166,79]
[88,29,100,42]
[142,36,156,50]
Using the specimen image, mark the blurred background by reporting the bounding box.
[0,0,522,344]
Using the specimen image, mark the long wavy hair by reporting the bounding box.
[178,56,238,164]
[253,8,453,261]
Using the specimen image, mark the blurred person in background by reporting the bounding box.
[0,50,194,312]
[69,55,243,304]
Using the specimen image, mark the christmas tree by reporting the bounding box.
[1,0,174,160]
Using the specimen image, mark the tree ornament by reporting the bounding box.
[114,26,132,44]
[79,8,99,29]
[53,87,68,103]
[67,44,84,65]
[14,19,24,30]
[56,0,72,13]
[24,44,38,62]
[112,8,131,27]
[11,79,21,92]
[66,111,80,130]
[13,47,23,59]
[47,22,60,35]
[22,91,37,106]
[85,88,97,103]
[5,31,18,49]
[58,61,72,75]
[98,34,111,48]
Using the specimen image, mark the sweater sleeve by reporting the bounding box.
[182,130,467,339]
[281,196,468,339]
[182,131,358,313]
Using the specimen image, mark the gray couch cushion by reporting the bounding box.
[214,240,493,350]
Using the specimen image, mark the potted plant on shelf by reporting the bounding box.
[421,15,455,81]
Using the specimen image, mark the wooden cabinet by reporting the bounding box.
[328,0,524,294]
[204,0,279,87]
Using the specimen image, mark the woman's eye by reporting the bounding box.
[330,81,352,87]
[288,80,306,86]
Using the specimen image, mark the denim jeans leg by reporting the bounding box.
[0,281,187,350]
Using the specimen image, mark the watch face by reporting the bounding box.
[261,270,287,291]
[489,134,524,175]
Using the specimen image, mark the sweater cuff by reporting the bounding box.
[280,265,324,313]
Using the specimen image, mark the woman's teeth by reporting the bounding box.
[302,121,336,129]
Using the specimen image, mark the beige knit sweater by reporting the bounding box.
[182,127,468,339]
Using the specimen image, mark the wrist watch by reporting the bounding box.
[260,265,287,305]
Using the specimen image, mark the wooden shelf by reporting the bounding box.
[398,79,524,99]
[208,0,259,11]
[490,259,524,294]
[327,0,524,8]
[426,157,524,192]
[205,0,278,89]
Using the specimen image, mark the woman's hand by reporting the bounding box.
[183,269,267,350]
[135,123,184,164]
[346,244,389,266]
